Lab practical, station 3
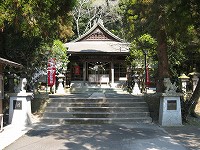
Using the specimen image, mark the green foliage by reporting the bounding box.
[0,0,76,86]
[0,0,76,40]
[120,0,200,76]
[128,33,157,69]
[51,40,69,73]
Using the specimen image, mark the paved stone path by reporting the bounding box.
[4,123,189,150]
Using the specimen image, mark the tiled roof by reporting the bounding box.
[65,20,129,53]
[65,41,129,53]
[73,20,124,42]
[0,57,23,68]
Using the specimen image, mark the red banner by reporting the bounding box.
[74,66,80,75]
[146,66,150,87]
[47,58,56,86]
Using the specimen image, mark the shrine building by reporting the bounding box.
[64,20,130,87]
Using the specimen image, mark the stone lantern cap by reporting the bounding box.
[179,73,190,80]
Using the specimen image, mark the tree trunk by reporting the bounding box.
[186,79,200,119]
[156,28,170,92]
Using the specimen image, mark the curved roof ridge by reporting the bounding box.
[72,21,125,42]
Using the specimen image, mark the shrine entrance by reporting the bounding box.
[88,62,110,84]
[65,20,130,87]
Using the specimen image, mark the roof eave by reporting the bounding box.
[0,57,23,68]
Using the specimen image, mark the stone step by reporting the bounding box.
[49,98,145,103]
[43,112,150,118]
[46,102,148,107]
[44,107,149,112]
[42,117,152,124]
[42,92,152,125]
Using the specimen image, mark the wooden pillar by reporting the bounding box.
[111,62,114,86]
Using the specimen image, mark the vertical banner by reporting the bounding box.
[146,66,150,87]
[47,58,56,86]
[74,65,80,75]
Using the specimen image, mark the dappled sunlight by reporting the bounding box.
[165,126,200,150]
[5,124,190,150]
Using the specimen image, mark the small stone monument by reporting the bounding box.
[159,78,182,126]
[9,78,33,126]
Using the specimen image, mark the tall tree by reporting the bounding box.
[0,0,76,82]
[120,0,198,92]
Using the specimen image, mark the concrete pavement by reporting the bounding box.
[1,122,192,150]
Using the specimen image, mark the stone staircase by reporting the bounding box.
[42,88,152,124]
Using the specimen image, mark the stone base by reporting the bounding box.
[159,94,182,126]
[8,93,33,126]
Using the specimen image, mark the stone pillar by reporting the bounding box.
[111,62,114,87]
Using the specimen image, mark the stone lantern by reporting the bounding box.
[179,73,190,93]
[132,73,141,95]
[56,74,65,94]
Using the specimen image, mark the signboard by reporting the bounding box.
[13,100,22,110]
[47,58,56,86]
[167,100,177,110]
